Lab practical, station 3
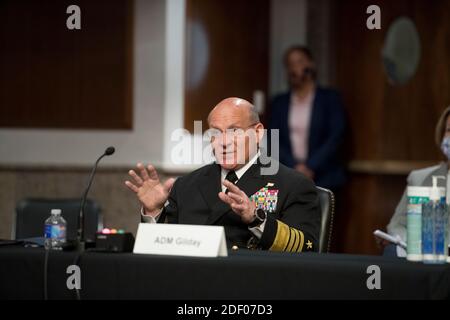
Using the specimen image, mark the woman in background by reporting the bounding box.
[383,106,450,255]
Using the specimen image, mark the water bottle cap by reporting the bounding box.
[51,209,62,215]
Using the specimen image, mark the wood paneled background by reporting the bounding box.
[184,0,270,132]
[183,0,450,254]
[2,0,450,255]
[333,0,450,254]
[0,0,133,129]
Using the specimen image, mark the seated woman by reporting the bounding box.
[384,106,450,256]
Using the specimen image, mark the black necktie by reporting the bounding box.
[224,170,238,194]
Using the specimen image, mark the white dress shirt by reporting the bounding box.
[289,91,314,162]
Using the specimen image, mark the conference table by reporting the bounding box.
[0,246,449,300]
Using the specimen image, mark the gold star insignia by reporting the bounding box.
[306,240,313,250]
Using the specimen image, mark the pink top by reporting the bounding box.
[289,91,315,162]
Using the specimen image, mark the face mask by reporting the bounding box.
[441,136,450,159]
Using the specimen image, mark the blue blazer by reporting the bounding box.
[268,87,347,190]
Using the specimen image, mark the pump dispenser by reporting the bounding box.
[422,176,448,264]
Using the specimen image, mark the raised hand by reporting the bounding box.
[218,180,256,224]
[125,163,175,217]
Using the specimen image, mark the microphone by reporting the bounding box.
[303,67,316,79]
[303,67,312,76]
[77,146,115,251]
[104,146,115,156]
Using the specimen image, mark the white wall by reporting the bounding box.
[270,0,308,96]
[162,0,189,171]
[0,0,174,168]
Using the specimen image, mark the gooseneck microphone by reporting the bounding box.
[77,146,115,251]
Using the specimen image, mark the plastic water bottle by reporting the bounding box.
[44,209,67,250]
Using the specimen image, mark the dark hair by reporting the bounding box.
[283,46,316,79]
[435,105,450,148]
[283,46,314,65]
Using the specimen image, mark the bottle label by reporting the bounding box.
[45,224,67,240]
[435,204,448,256]
[421,203,434,256]
[421,202,448,259]
[407,195,429,256]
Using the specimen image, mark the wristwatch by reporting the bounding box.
[248,208,267,228]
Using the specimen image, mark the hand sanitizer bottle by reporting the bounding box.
[422,176,447,264]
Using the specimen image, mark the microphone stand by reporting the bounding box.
[77,147,115,252]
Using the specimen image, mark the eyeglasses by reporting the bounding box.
[207,123,259,140]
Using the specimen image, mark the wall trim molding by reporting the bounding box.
[348,160,440,175]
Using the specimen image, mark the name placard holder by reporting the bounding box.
[133,223,228,257]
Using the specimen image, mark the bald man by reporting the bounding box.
[125,98,320,252]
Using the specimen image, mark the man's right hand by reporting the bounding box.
[125,163,175,217]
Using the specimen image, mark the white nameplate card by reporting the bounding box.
[133,223,228,257]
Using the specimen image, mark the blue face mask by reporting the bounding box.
[441,136,450,159]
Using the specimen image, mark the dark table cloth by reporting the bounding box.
[1,246,449,300]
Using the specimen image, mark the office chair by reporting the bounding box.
[13,198,102,242]
[316,187,335,253]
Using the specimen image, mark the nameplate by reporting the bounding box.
[133,223,228,257]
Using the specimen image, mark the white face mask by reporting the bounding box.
[441,136,450,160]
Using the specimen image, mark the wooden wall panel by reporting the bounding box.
[184,0,270,131]
[332,174,407,254]
[336,0,450,162]
[0,0,133,129]
[333,0,450,254]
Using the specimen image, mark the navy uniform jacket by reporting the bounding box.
[269,87,347,190]
[157,159,321,252]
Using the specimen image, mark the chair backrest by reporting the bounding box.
[316,187,335,253]
[13,198,102,242]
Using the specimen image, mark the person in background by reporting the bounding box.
[383,106,450,256]
[268,46,347,192]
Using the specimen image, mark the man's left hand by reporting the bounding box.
[219,180,256,224]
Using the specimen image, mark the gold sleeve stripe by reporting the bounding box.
[288,229,299,252]
[269,220,306,252]
[290,228,301,252]
[269,220,291,251]
[284,227,297,252]
[292,229,305,252]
